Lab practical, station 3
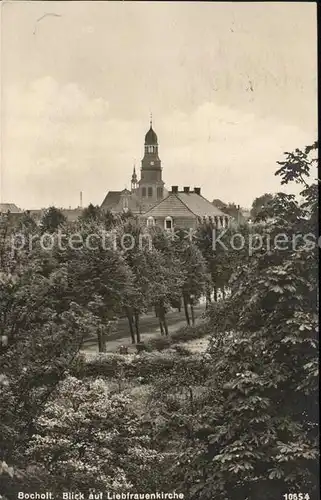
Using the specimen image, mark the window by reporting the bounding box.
[157,187,163,199]
[164,216,173,230]
[123,196,128,212]
[142,187,147,197]
[147,216,155,227]
[148,146,154,153]
[148,187,153,198]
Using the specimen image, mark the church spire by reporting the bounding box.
[131,163,138,191]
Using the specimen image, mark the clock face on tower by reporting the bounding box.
[150,161,154,166]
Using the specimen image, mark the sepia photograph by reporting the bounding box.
[0,1,318,499]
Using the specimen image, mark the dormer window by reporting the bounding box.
[164,216,173,231]
[123,196,129,210]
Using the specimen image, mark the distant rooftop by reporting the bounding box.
[0,203,22,214]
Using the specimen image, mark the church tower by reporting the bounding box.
[138,117,165,203]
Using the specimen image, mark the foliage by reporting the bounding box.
[250,193,274,220]
[22,377,163,494]
[71,343,210,386]
[1,140,317,499]
[40,206,67,233]
[139,322,210,351]
[195,222,252,300]
[79,205,118,230]
[169,142,319,500]
[0,268,98,496]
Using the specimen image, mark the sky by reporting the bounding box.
[0,1,317,209]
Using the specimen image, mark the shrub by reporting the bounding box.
[137,322,210,353]
[170,322,209,343]
[24,377,163,493]
[70,350,210,384]
[73,353,129,378]
[144,336,172,351]
[172,344,192,356]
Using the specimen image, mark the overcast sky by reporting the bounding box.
[0,1,317,209]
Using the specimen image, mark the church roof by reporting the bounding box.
[101,190,143,214]
[141,191,229,219]
[145,126,158,145]
[101,191,122,211]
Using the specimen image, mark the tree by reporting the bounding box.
[212,198,227,209]
[171,232,208,326]
[221,203,241,221]
[40,207,66,233]
[79,203,101,222]
[0,265,96,497]
[195,222,250,303]
[63,223,135,352]
[113,219,152,344]
[79,205,118,231]
[16,211,38,232]
[250,193,273,221]
[145,245,183,336]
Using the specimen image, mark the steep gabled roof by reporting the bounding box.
[141,193,193,218]
[177,192,228,217]
[101,190,144,214]
[141,191,229,219]
[101,191,122,211]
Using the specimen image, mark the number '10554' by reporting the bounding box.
[283,494,310,500]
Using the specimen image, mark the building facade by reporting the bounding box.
[101,120,168,215]
[140,186,230,231]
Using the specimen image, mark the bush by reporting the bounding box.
[24,377,164,493]
[172,344,192,356]
[170,322,209,343]
[71,351,176,381]
[138,322,210,353]
[70,349,210,384]
[72,353,129,378]
[144,336,172,351]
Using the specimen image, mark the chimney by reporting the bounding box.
[171,186,178,194]
[194,187,201,195]
[183,186,190,193]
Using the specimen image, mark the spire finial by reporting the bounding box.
[150,112,152,128]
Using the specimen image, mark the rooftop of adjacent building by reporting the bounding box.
[0,203,22,214]
[142,186,230,219]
